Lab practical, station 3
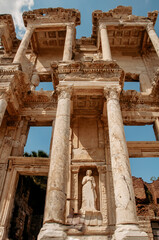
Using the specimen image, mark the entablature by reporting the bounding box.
[51,60,125,89]
[23,8,80,27]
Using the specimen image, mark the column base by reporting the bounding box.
[112,224,148,240]
[38,223,68,240]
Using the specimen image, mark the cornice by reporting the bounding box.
[23,8,80,27]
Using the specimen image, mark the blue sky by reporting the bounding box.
[2,0,158,182]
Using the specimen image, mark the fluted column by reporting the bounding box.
[13,26,34,63]
[99,23,112,61]
[105,88,148,240]
[0,98,7,127]
[63,24,74,61]
[38,86,72,240]
[146,23,159,58]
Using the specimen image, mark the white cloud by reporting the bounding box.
[0,0,34,38]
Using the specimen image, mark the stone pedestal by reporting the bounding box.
[0,98,7,127]
[146,23,159,58]
[63,24,74,61]
[38,86,72,240]
[99,23,112,61]
[13,26,34,64]
[105,88,148,240]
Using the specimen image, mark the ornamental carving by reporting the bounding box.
[104,87,121,101]
[56,86,73,100]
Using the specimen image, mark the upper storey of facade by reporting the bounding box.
[0,6,158,61]
[0,6,159,122]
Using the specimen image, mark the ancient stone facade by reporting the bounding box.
[0,5,159,240]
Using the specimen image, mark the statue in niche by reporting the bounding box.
[80,170,97,214]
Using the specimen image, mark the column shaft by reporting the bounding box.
[0,99,7,127]
[147,23,159,58]
[99,23,112,61]
[106,88,137,225]
[63,25,74,61]
[13,26,34,63]
[44,87,72,224]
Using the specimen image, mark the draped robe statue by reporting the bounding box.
[80,170,97,213]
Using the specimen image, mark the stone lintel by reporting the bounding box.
[8,156,50,166]
[6,156,49,176]
[33,22,74,31]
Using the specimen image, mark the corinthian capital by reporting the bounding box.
[104,87,121,101]
[66,23,74,31]
[99,22,106,31]
[146,23,154,32]
[57,86,73,100]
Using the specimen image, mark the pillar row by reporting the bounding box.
[63,24,74,61]
[13,26,34,64]
[146,23,159,58]
[99,23,112,61]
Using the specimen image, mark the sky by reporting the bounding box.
[1,0,159,183]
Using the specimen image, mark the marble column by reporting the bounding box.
[99,23,112,61]
[13,26,34,64]
[63,24,74,61]
[105,88,148,240]
[146,23,159,58]
[0,98,7,127]
[38,86,72,240]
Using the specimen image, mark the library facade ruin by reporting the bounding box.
[0,5,159,240]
